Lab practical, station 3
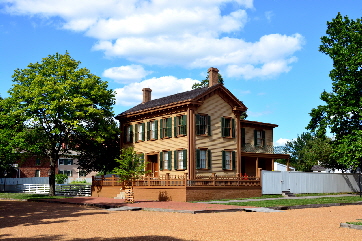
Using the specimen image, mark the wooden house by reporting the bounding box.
[94,67,289,201]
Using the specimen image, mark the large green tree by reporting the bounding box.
[307,13,362,170]
[2,52,117,195]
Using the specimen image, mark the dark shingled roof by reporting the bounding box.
[120,86,210,115]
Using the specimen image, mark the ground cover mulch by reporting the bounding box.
[1,200,362,240]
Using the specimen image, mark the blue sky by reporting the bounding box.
[1,0,361,145]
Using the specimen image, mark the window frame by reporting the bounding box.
[254,130,266,147]
[147,120,158,140]
[174,115,187,137]
[135,122,145,142]
[222,150,235,171]
[124,125,133,143]
[160,118,172,139]
[159,151,172,171]
[174,149,187,170]
[196,149,211,170]
[58,158,73,165]
[196,114,211,136]
[221,117,235,138]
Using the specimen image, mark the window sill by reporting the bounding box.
[223,137,234,139]
[197,134,209,137]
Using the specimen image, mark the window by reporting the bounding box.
[159,151,172,170]
[160,118,172,138]
[58,159,73,165]
[174,149,187,170]
[35,170,40,177]
[135,123,145,142]
[58,170,72,177]
[196,114,211,136]
[254,130,265,147]
[221,117,235,138]
[241,128,246,147]
[174,115,187,136]
[222,150,235,170]
[147,120,158,140]
[124,125,133,143]
[35,159,41,166]
[196,149,211,169]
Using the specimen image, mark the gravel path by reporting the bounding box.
[1,200,362,240]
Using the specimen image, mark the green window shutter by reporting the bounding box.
[155,120,158,140]
[241,128,246,147]
[160,119,164,139]
[168,151,172,170]
[182,115,187,135]
[232,151,236,170]
[159,152,163,171]
[174,117,177,137]
[254,130,257,146]
[196,149,201,169]
[207,150,212,170]
[222,150,226,169]
[196,114,200,135]
[146,122,150,141]
[142,123,145,141]
[183,149,187,170]
[262,130,266,147]
[207,115,211,136]
[123,125,127,142]
[135,124,139,142]
[167,118,172,137]
[221,117,225,137]
[130,125,133,143]
[174,150,178,170]
[232,119,235,138]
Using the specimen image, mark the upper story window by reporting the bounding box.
[174,115,187,136]
[254,130,265,147]
[160,151,172,171]
[196,114,211,136]
[135,123,145,142]
[221,117,235,138]
[174,149,187,170]
[160,118,172,139]
[222,150,235,170]
[59,170,72,177]
[35,159,41,166]
[124,125,133,143]
[196,149,211,170]
[147,120,158,140]
[59,158,73,165]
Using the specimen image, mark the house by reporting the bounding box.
[94,67,290,201]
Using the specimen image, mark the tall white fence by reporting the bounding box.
[262,171,361,194]
[0,177,49,185]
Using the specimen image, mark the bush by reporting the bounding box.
[55,174,68,184]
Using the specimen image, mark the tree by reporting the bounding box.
[307,13,362,170]
[192,73,224,89]
[112,147,146,183]
[2,52,117,195]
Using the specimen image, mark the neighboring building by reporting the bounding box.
[115,67,290,180]
[13,151,97,181]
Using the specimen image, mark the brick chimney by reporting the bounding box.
[208,67,219,87]
[142,88,152,103]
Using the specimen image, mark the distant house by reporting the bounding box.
[95,67,290,201]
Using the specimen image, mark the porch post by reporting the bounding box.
[187,107,196,180]
[235,113,241,177]
[271,158,275,171]
[255,157,259,177]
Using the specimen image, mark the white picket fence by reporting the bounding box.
[16,184,91,196]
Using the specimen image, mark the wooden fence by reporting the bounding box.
[92,174,260,187]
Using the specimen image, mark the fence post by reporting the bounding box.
[257,168,262,179]
[212,173,216,186]
[165,173,170,186]
[112,175,116,186]
[184,173,188,186]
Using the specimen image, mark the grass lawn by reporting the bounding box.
[218,196,362,207]
[0,193,72,200]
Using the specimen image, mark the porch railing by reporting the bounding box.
[92,174,260,187]
[242,144,289,154]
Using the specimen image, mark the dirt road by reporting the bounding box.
[1,201,361,240]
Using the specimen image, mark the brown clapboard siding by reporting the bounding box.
[195,94,237,175]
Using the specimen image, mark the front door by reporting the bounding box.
[146,154,159,177]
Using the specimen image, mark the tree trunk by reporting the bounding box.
[48,155,57,196]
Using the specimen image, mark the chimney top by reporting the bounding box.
[208,67,219,87]
[142,88,152,104]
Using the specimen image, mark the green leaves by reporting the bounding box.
[112,147,146,182]
[307,13,362,170]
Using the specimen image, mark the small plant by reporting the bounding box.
[70,180,89,184]
[55,174,68,184]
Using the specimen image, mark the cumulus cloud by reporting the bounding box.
[275,138,291,146]
[103,65,152,84]
[3,0,305,80]
[114,76,199,106]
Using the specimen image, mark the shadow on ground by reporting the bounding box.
[0,234,186,241]
[0,201,107,229]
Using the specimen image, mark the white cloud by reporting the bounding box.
[103,65,152,84]
[265,11,274,22]
[4,0,305,80]
[275,138,291,146]
[114,76,199,106]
